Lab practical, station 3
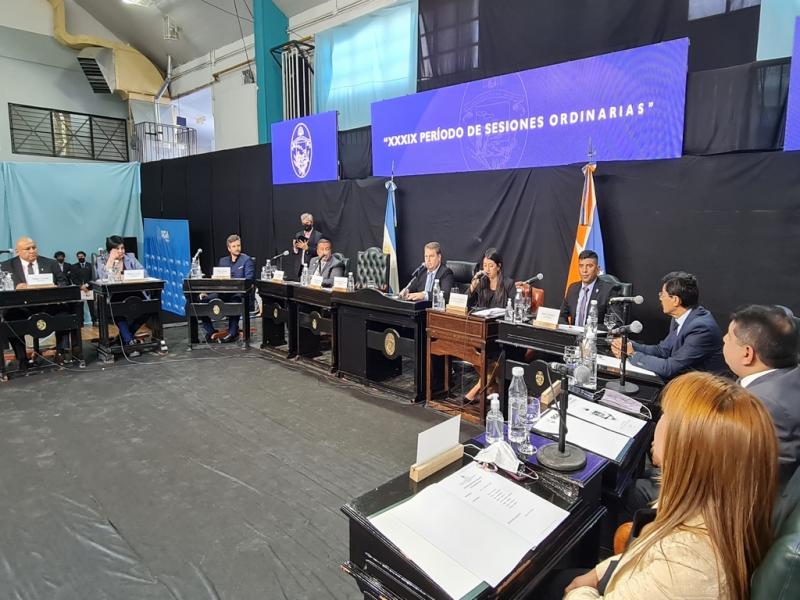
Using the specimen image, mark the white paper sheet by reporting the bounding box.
[534,408,631,461]
[597,353,657,377]
[472,307,506,318]
[416,415,461,465]
[369,463,569,597]
[567,396,647,438]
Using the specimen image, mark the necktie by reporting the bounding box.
[670,319,679,335]
[27,262,34,275]
[425,271,435,293]
[577,287,590,325]
[317,260,324,275]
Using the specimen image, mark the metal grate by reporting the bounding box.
[8,103,128,161]
[132,121,197,163]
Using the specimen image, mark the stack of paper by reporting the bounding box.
[370,462,569,599]
[533,409,632,462]
[566,396,647,438]
[596,354,658,377]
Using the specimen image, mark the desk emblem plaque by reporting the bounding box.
[36,319,47,332]
[383,330,397,358]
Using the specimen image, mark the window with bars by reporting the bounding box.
[688,0,760,20]
[418,0,480,83]
[8,103,129,162]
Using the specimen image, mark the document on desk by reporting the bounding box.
[472,307,506,318]
[370,462,568,598]
[534,409,631,462]
[596,353,658,377]
[567,396,646,438]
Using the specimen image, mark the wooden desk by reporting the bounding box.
[255,279,296,357]
[182,278,252,349]
[293,285,337,372]
[426,310,500,424]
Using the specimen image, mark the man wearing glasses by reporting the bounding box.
[611,271,725,379]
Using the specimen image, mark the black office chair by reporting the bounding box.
[333,252,350,274]
[357,247,390,291]
[446,260,476,294]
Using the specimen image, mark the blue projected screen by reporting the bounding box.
[785,17,800,151]
[371,39,689,176]
[271,111,339,184]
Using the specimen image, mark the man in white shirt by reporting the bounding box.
[723,304,800,486]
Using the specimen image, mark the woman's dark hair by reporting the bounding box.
[483,248,503,269]
[106,235,125,252]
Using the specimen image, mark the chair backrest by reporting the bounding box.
[357,247,390,290]
[446,260,477,293]
[751,499,800,599]
[599,272,631,296]
[333,252,349,273]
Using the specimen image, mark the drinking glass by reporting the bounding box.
[604,311,619,332]
[563,345,580,385]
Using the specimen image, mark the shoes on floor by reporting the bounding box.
[219,334,238,344]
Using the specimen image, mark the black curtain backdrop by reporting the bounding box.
[140,144,274,276]
[141,145,800,344]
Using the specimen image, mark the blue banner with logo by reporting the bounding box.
[372,38,689,177]
[143,218,190,316]
[785,17,800,152]
[271,111,339,184]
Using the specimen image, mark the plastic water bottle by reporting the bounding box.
[485,394,504,445]
[505,299,514,321]
[514,288,524,322]
[300,264,309,286]
[264,259,272,279]
[432,279,444,310]
[508,366,528,443]
[580,300,599,390]
[347,272,355,292]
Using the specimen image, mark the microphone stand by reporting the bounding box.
[537,371,587,471]
[605,302,639,394]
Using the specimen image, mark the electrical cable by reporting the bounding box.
[198,0,253,23]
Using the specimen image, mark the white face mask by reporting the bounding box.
[474,441,522,474]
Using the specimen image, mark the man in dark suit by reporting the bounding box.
[612,271,725,379]
[307,239,345,287]
[723,304,800,487]
[0,237,79,369]
[559,249,620,326]
[292,212,324,278]
[53,251,72,283]
[401,241,455,303]
[71,250,96,324]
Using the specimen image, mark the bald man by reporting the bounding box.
[1,237,75,370]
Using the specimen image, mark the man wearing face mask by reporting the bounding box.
[53,251,72,283]
[292,212,324,278]
[71,251,96,324]
[307,239,345,287]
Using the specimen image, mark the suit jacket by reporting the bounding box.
[560,278,620,326]
[96,253,144,281]
[566,515,726,600]
[406,264,455,303]
[746,366,800,486]
[1,256,68,288]
[71,261,94,286]
[307,255,345,287]
[629,306,726,380]
[55,261,72,283]
[293,229,324,276]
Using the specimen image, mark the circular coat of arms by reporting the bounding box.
[36,319,48,332]
[290,123,312,179]
[535,370,545,387]
[383,330,397,358]
[273,306,280,320]
[212,305,221,316]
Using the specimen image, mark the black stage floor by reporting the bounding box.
[0,327,480,599]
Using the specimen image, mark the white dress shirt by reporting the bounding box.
[674,308,692,336]
[19,258,39,284]
[740,369,777,388]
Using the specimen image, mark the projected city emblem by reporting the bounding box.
[290,122,313,179]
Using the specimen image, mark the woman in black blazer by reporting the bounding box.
[467,248,516,310]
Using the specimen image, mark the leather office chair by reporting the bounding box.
[751,495,800,599]
[446,260,476,294]
[333,252,350,274]
[357,247,390,291]
[514,283,545,312]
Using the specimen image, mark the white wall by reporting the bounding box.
[0,0,128,162]
[213,70,258,151]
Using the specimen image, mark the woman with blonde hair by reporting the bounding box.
[563,371,778,600]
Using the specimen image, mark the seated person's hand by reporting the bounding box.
[611,337,633,358]
[564,569,599,594]
[16,283,28,290]
[406,291,425,301]
[199,292,208,300]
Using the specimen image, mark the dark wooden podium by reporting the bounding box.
[182,278,252,349]
[293,285,337,371]
[0,286,83,380]
[426,310,500,424]
[91,278,167,362]
[334,289,430,401]
[256,279,296,357]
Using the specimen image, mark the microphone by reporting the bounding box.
[410,262,426,278]
[473,270,486,279]
[609,295,644,304]
[0,249,12,254]
[191,248,203,262]
[607,320,643,336]
[524,273,544,284]
[269,250,290,261]
[548,362,592,385]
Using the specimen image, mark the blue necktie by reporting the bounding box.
[577,286,590,325]
[425,271,435,293]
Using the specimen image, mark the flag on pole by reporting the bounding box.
[383,179,400,293]
[565,162,606,293]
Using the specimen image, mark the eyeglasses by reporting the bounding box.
[657,290,672,299]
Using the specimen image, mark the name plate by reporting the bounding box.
[272,270,285,282]
[212,267,231,279]
[310,274,324,288]
[534,306,560,329]
[81,289,94,301]
[446,292,468,314]
[332,276,349,291]
[27,273,54,287]
[123,269,145,281]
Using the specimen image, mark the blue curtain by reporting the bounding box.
[315,1,418,130]
[0,161,143,260]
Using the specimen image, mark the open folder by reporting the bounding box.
[370,462,568,599]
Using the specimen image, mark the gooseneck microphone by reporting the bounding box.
[609,295,644,304]
[538,360,589,472]
[607,320,643,336]
[269,250,290,261]
[191,248,203,262]
[524,273,544,284]
[547,362,591,385]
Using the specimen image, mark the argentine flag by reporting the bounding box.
[382,180,400,293]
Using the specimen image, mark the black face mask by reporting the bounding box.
[78,258,85,264]
[303,224,313,232]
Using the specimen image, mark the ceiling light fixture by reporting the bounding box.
[121,0,154,7]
